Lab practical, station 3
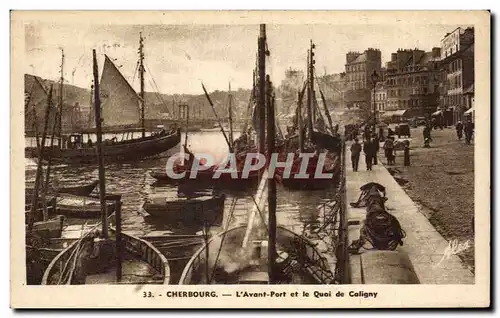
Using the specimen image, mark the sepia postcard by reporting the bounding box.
[10,10,490,308]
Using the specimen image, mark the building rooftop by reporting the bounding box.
[352,54,367,63]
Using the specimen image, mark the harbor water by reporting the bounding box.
[25,130,337,245]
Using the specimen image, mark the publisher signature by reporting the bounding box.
[434,239,471,268]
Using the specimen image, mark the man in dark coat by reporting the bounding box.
[378,126,385,142]
[350,138,362,172]
[456,121,464,140]
[464,119,474,144]
[363,138,374,171]
[403,140,410,166]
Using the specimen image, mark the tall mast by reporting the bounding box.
[92,49,108,239]
[310,40,316,125]
[88,81,94,127]
[257,25,267,156]
[306,49,314,139]
[139,33,146,138]
[58,49,64,148]
[266,74,277,284]
[41,87,62,221]
[228,82,234,148]
[297,91,304,152]
[28,85,53,232]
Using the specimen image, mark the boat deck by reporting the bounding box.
[85,253,164,284]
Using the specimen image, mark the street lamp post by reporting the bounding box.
[371,70,380,127]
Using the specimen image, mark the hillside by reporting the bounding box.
[24,74,253,122]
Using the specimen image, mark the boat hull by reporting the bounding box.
[25,180,99,200]
[31,130,181,164]
[41,228,170,285]
[179,225,335,285]
[150,168,260,190]
[55,194,116,219]
[143,194,225,225]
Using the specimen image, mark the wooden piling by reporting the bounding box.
[115,199,123,282]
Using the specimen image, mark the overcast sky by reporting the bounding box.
[25,23,466,94]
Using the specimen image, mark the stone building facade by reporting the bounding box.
[344,48,382,115]
[382,47,441,122]
[439,27,475,125]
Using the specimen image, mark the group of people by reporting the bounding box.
[455,119,475,144]
[350,133,380,172]
[350,122,413,171]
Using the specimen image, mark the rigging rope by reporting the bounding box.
[145,63,172,116]
[208,196,238,283]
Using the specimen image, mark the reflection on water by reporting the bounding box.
[25,131,337,239]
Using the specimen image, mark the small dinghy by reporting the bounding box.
[25,179,99,199]
[55,194,115,219]
[143,193,226,225]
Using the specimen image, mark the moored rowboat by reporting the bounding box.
[55,194,116,219]
[143,193,226,225]
[41,227,170,285]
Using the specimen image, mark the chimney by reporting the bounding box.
[346,51,361,64]
[432,47,441,58]
[391,53,397,61]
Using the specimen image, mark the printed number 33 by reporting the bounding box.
[143,291,153,298]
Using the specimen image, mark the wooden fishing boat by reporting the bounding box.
[35,128,181,164]
[40,48,171,286]
[178,225,335,284]
[26,180,99,199]
[55,194,116,219]
[180,26,336,285]
[149,153,261,190]
[143,193,225,225]
[278,41,343,191]
[41,227,170,285]
[275,150,341,190]
[30,34,181,165]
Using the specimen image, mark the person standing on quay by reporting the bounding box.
[403,140,410,166]
[383,137,396,165]
[363,138,373,171]
[372,134,380,165]
[456,121,463,140]
[464,119,474,144]
[350,138,362,172]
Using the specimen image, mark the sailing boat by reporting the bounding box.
[179,25,335,285]
[34,34,180,164]
[150,82,261,190]
[42,49,170,285]
[275,40,342,190]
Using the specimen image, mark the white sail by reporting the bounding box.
[99,55,141,127]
